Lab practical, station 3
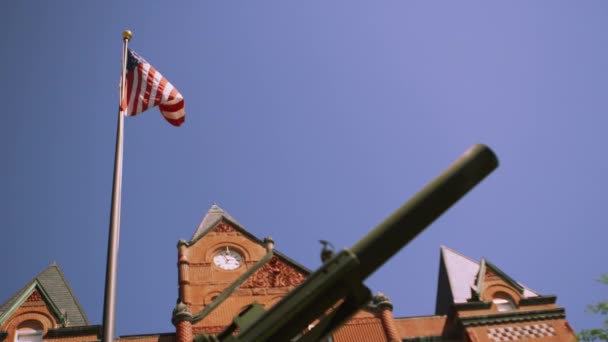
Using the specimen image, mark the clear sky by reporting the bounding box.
[1,1,606,337]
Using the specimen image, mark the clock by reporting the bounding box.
[213,247,243,270]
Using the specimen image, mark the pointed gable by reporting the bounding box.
[0,263,89,328]
[435,246,538,314]
[436,246,480,314]
[178,204,312,336]
[190,204,247,243]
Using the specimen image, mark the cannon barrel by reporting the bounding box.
[351,143,498,280]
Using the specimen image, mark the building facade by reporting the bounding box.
[0,205,577,341]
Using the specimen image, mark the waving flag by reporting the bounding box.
[121,49,185,126]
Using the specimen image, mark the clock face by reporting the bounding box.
[213,247,243,270]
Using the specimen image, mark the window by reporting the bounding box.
[493,298,516,312]
[492,292,516,312]
[15,320,43,342]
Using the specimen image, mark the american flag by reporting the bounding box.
[121,49,185,126]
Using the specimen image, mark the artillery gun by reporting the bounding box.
[195,144,498,342]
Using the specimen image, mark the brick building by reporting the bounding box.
[0,205,577,341]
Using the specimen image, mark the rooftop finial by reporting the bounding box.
[264,236,275,251]
[210,202,223,212]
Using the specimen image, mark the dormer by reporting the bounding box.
[0,264,99,341]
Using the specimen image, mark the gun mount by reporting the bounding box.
[195,144,499,342]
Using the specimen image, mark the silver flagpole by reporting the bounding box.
[102,30,132,342]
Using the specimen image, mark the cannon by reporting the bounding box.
[196,144,499,342]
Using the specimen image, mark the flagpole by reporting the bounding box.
[102,29,132,342]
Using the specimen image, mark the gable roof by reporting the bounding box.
[0,263,89,327]
[435,246,538,314]
[188,204,310,273]
[190,204,251,244]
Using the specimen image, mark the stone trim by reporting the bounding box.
[453,301,492,311]
[402,335,444,341]
[45,324,102,338]
[519,295,557,306]
[172,302,193,325]
[460,308,566,327]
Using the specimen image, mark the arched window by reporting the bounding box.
[15,320,43,342]
[492,292,516,312]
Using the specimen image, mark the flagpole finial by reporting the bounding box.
[122,30,133,41]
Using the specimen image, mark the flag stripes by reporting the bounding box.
[121,49,185,126]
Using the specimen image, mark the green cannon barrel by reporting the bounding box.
[351,143,498,280]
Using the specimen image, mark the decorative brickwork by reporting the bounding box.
[342,317,379,325]
[213,222,237,233]
[487,323,556,341]
[26,290,42,303]
[240,256,305,289]
[175,320,192,342]
[485,267,500,282]
[22,290,44,307]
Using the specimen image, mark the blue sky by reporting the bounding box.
[1,1,606,336]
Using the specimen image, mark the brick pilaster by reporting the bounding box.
[172,301,193,342]
[177,240,191,305]
[372,293,400,342]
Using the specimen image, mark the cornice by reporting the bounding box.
[402,335,444,342]
[519,295,557,306]
[453,301,492,311]
[460,308,566,327]
[45,325,102,338]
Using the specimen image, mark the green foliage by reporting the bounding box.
[579,275,608,341]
